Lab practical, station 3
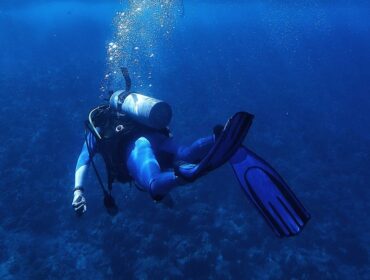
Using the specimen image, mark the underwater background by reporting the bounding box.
[1,0,369,279]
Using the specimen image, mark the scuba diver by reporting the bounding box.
[72,68,310,238]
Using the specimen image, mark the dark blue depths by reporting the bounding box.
[0,1,369,279]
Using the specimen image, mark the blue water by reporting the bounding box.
[1,1,369,279]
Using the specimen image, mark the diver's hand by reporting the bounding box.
[72,189,86,215]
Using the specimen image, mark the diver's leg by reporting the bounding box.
[127,137,184,200]
[147,132,215,164]
[175,136,215,163]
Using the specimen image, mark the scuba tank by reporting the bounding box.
[109,91,172,129]
[109,67,172,129]
[88,67,173,138]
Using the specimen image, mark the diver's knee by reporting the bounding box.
[135,137,151,147]
[149,180,165,201]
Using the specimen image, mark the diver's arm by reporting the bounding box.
[74,142,92,189]
[72,133,97,215]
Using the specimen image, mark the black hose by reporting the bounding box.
[120,67,132,92]
[84,129,109,196]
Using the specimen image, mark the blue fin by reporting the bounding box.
[177,112,254,181]
[230,147,310,237]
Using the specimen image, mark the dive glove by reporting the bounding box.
[72,187,86,215]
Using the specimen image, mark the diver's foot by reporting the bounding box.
[174,161,197,183]
[176,112,254,182]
